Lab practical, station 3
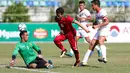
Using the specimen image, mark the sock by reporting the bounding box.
[70,49,74,55]
[73,50,80,61]
[82,49,92,63]
[95,45,102,57]
[100,45,107,61]
[95,45,100,50]
[89,51,94,57]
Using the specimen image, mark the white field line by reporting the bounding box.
[0,64,59,73]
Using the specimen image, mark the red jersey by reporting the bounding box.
[55,15,76,35]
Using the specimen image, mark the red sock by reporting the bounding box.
[73,50,80,61]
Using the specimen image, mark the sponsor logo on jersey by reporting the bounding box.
[33,28,48,39]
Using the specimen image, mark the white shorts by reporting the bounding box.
[93,28,109,40]
[76,29,90,37]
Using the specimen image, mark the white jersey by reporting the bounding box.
[77,9,91,29]
[96,9,108,30]
[93,9,109,40]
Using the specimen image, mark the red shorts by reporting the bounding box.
[54,33,77,50]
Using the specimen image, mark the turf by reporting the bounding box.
[0,43,130,73]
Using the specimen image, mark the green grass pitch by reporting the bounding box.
[0,43,130,73]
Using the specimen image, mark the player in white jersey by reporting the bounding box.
[68,0,91,56]
[69,0,102,59]
[76,0,91,43]
[80,0,109,66]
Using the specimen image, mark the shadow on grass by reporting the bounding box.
[83,65,102,68]
[51,56,73,58]
[0,63,102,69]
[55,64,102,69]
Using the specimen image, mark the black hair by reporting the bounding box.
[56,7,64,15]
[19,30,27,39]
[79,0,85,4]
[91,0,100,7]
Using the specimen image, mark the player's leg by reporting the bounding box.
[76,36,81,41]
[28,63,37,68]
[28,57,54,69]
[67,34,80,66]
[68,49,74,56]
[83,30,93,58]
[66,35,81,57]
[68,30,81,56]
[98,36,107,63]
[65,49,73,57]
[76,30,81,41]
[81,39,98,66]
[53,34,67,57]
[81,31,99,66]
[79,29,91,44]
[95,45,102,57]
[89,44,102,57]
[87,28,102,57]
[98,29,109,63]
[84,36,91,44]
[36,58,54,69]
[81,29,101,58]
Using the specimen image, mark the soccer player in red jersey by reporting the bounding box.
[54,7,89,67]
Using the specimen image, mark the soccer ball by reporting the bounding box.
[18,23,27,31]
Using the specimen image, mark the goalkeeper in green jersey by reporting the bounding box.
[10,30,53,69]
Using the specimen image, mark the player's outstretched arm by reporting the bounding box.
[10,55,16,67]
[10,44,19,67]
[32,43,43,58]
[77,16,92,21]
[74,20,90,33]
[32,43,41,52]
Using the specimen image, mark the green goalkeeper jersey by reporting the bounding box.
[12,41,40,65]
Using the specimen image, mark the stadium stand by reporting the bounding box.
[0,0,130,22]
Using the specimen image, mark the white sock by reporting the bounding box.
[95,45,102,57]
[95,45,100,51]
[70,49,74,55]
[89,51,94,57]
[82,49,92,63]
[100,45,107,61]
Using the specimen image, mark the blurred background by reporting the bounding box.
[0,0,130,22]
[0,1,130,73]
[0,0,130,43]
